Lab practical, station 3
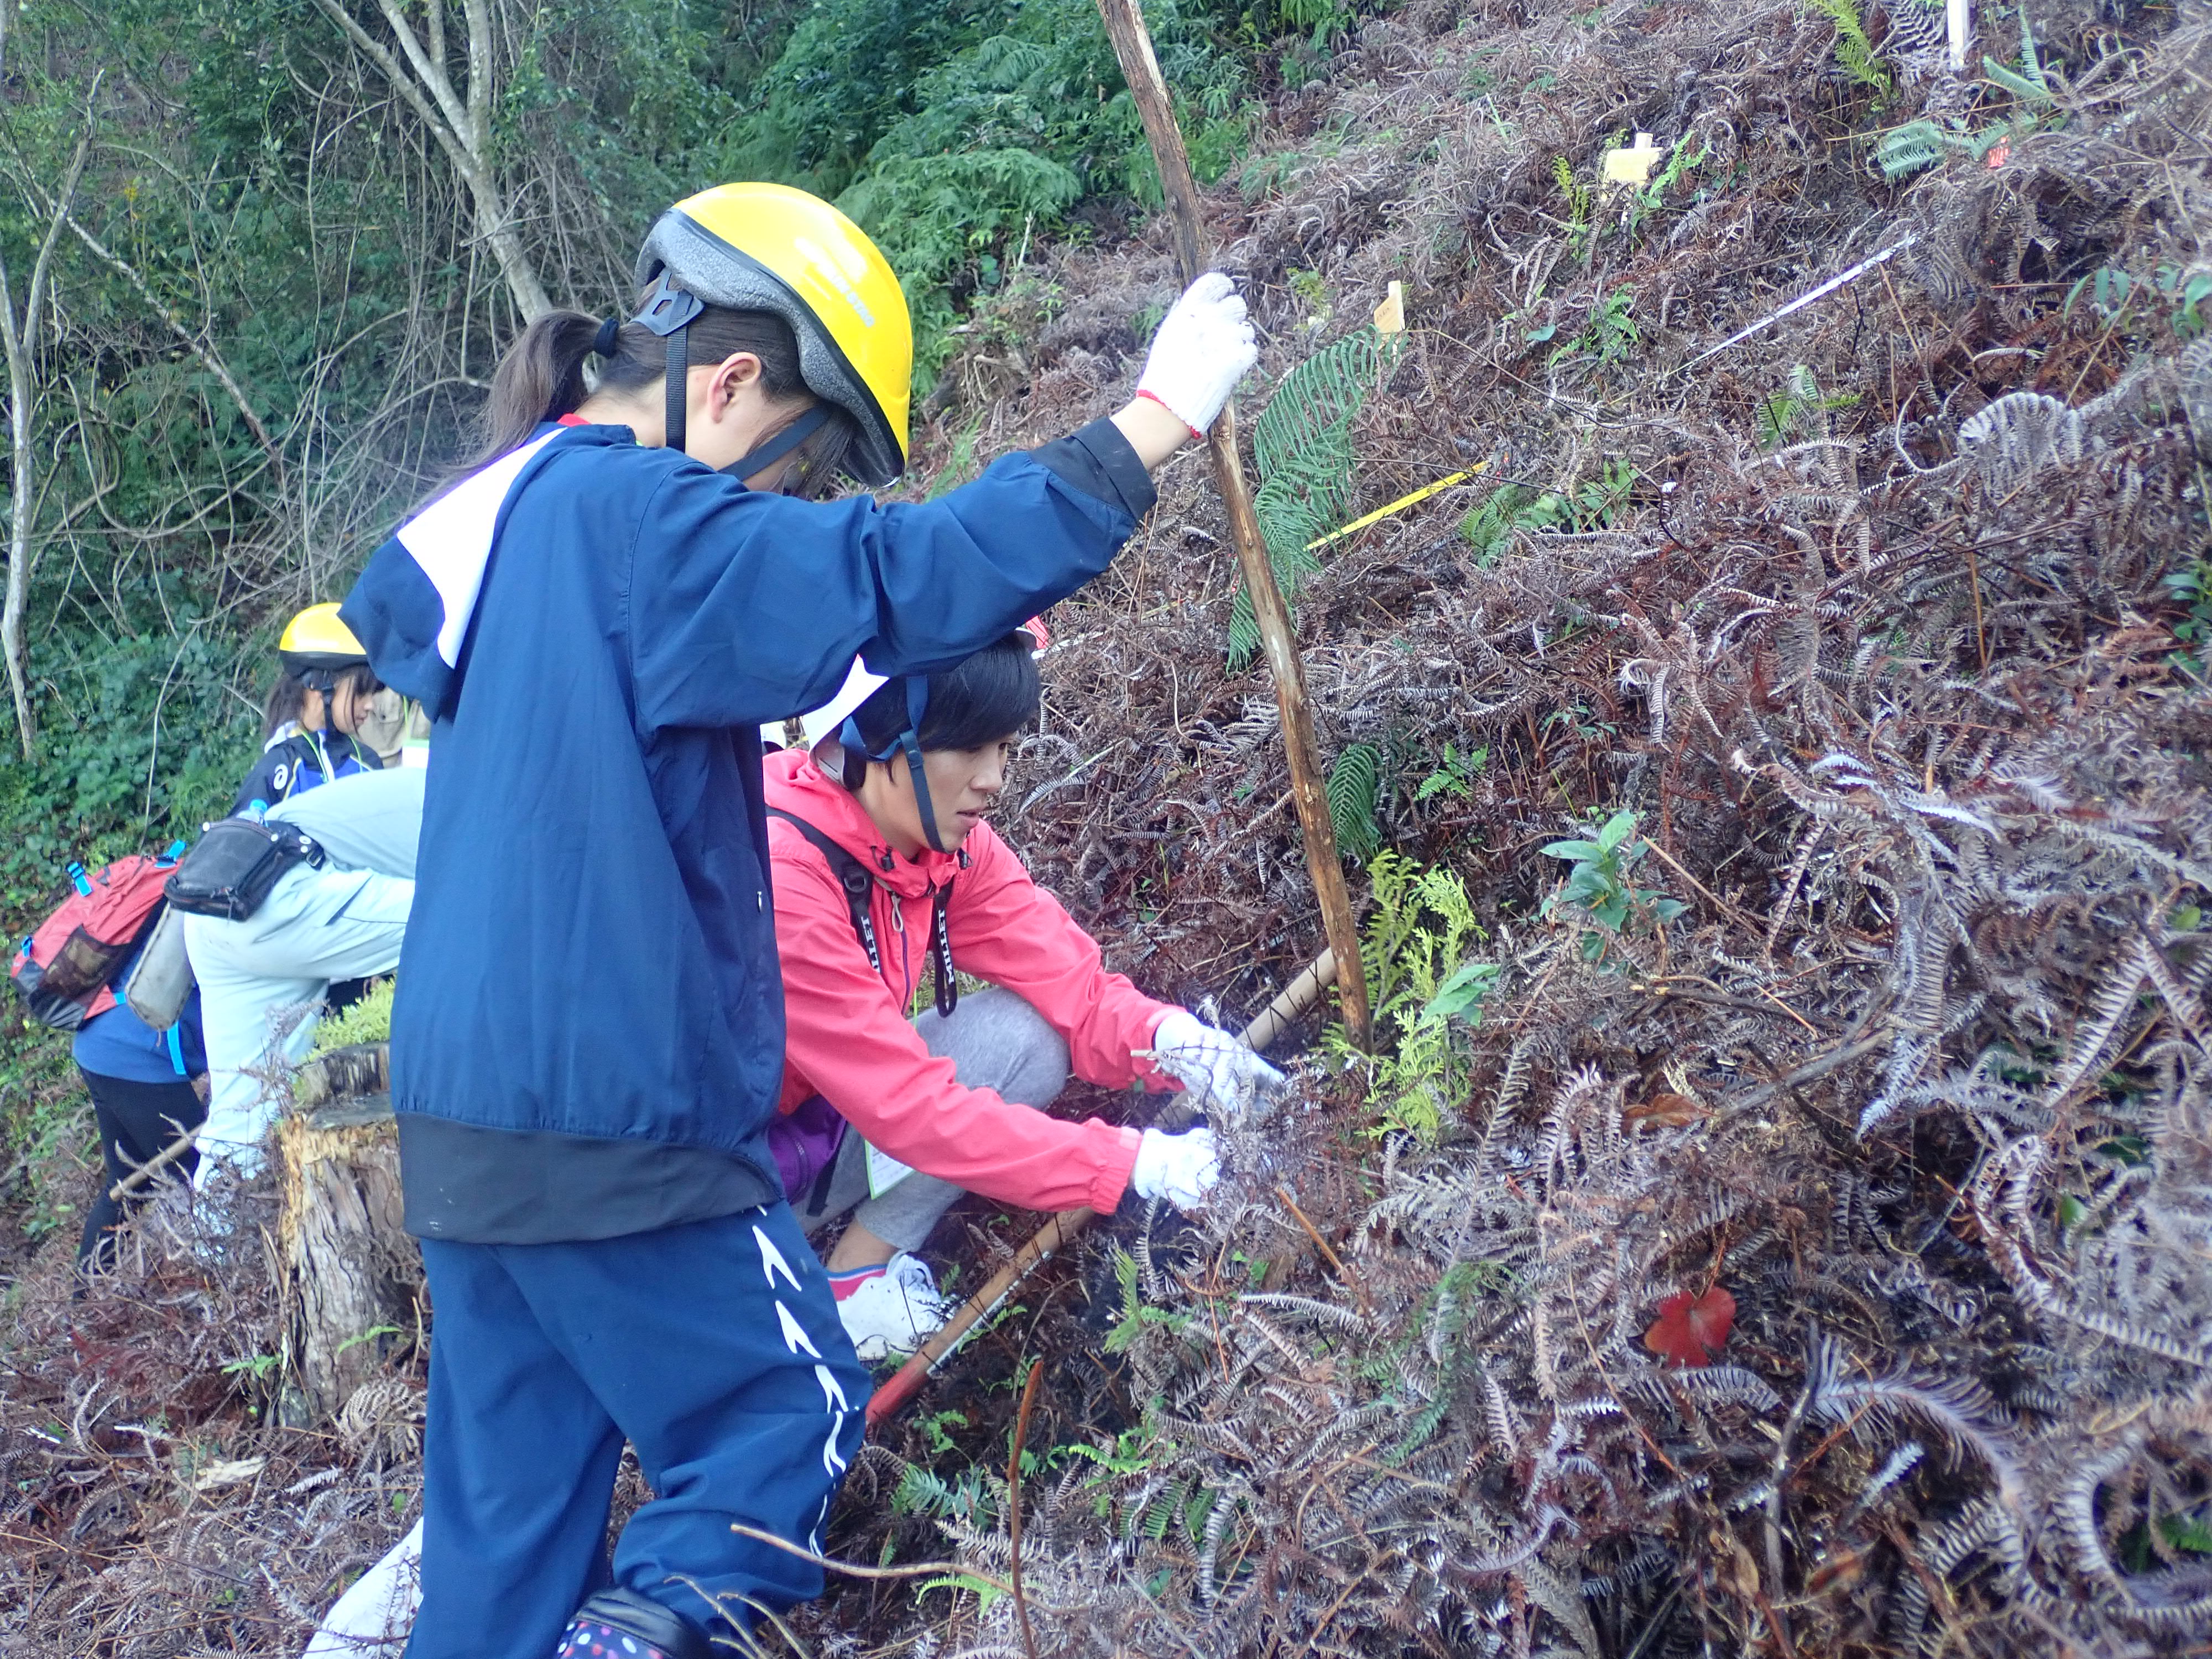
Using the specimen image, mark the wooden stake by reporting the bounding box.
[864,945,1338,1428]
[1093,0,1372,1049]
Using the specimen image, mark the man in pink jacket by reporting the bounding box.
[763,628,1281,1358]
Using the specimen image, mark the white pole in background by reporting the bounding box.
[1947,0,1971,70]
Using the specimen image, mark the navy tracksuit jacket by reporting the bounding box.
[341,418,1154,1656]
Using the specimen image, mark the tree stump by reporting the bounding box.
[276,1043,422,1422]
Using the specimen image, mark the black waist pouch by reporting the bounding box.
[163,818,326,921]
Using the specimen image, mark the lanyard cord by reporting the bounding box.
[889,888,958,1019]
[928,885,957,1019]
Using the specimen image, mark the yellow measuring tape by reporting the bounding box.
[1303,458,1491,553]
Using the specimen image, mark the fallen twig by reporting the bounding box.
[108,1123,203,1202]
[1008,1360,1044,1659]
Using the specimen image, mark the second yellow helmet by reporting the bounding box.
[278,602,369,680]
[634,182,912,486]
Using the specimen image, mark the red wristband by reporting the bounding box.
[1136,388,1204,440]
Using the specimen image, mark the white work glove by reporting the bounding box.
[1130,1125,1220,1213]
[1151,1008,1287,1123]
[1136,272,1259,435]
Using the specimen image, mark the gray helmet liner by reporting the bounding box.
[634,210,904,486]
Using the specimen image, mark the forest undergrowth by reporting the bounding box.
[7,0,2212,1653]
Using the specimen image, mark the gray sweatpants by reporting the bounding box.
[795,988,1070,1252]
[184,864,414,1180]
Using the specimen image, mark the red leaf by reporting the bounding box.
[1623,1091,1708,1131]
[1644,1285,1737,1368]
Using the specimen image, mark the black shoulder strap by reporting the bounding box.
[766,807,880,974]
[767,806,959,1018]
[928,878,958,1020]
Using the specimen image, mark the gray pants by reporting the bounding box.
[184,865,414,1179]
[796,988,1070,1251]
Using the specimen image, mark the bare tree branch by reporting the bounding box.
[48,205,285,472]
[0,124,93,758]
[311,0,552,321]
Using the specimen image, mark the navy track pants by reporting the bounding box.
[405,1202,869,1659]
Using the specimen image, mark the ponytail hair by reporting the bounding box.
[458,310,601,476]
[262,667,309,737]
[450,296,859,499]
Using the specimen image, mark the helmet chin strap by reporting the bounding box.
[895,678,947,855]
[634,273,704,455]
[846,678,947,855]
[721,404,830,487]
[302,669,338,734]
[633,275,828,483]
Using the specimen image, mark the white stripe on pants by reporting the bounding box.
[182,866,414,1179]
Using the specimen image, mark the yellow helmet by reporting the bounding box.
[634,182,911,486]
[278,602,369,682]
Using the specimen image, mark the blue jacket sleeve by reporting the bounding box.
[627,441,1145,733]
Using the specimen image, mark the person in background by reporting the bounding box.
[767,632,1281,1358]
[70,964,207,1272]
[233,603,385,814]
[185,767,424,1177]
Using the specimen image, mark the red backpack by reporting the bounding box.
[11,852,181,1032]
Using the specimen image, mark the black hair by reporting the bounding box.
[262,662,377,737]
[262,669,309,736]
[842,633,1041,786]
[454,296,855,499]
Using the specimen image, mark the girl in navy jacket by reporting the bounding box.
[336,182,1255,1659]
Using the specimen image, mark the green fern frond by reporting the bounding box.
[1328,741,1383,861]
[1141,1478,1186,1541]
[1229,327,1385,667]
[1876,118,1957,179]
[1756,395,1800,451]
[1227,600,1261,666]
[893,1464,981,1521]
[1804,0,1893,94]
[1981,55,2052,104]
[1984,0,2052,101]
[1389,1387,1455,1462]
[2018,0,2046,84]
[1250,327,1379,478]
[1550,155,1590,227]
[1412,865,1478,943]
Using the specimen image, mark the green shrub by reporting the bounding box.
[1540,809,1686,963]
[1328,852,1495,1140]
[0,628,251,922]
[310,978,396,1056]
[726,0,1259,385]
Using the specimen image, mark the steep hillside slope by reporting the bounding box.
[4,0,2209,1653]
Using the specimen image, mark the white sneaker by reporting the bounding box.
[835,1253,951,1361]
